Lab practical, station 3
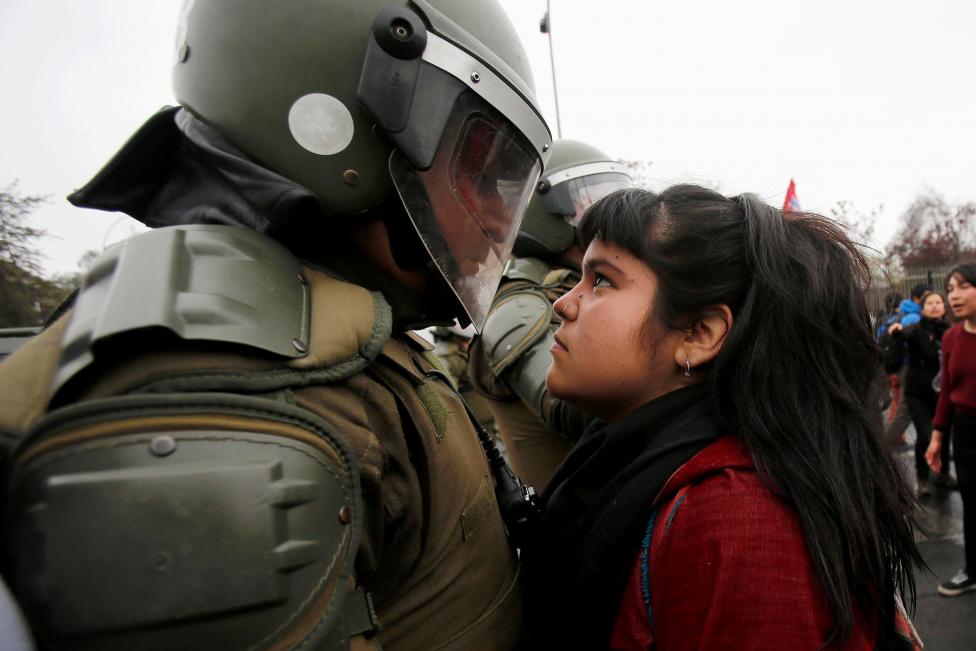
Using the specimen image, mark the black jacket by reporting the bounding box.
[897,317,950,398]
[521,384,724,647]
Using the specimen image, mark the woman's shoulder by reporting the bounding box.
[652,436,814,588]
[639,444,873,650]
[944,322,966,341]
[655,434,754,500]
[939,322,971,352]
[656,444,804,551]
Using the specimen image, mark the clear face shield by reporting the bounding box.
[539,163,633,227]
[390,91,541,330]
[359,17,552,331]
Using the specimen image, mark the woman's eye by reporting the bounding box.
[593,273,612,289]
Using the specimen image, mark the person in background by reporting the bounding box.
[926,263,976,597]
[883,284,930,447]
[901,285,929,327]
[468,139,632,491]
[878,292,905,340]
[522,186,921,649]
[888,290,952,496]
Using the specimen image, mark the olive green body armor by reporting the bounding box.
[0,226,521,650]
[469,257,589,492]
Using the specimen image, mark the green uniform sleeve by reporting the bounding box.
[499,330,594,442]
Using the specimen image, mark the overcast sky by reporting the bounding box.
[2,0,974,276]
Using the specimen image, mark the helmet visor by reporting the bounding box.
[541,171,634,227]
[390,92,541,331]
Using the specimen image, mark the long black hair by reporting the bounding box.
[579,185,920,647]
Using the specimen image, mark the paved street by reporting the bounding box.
[897,432,976,650]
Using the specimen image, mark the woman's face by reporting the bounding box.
[922,293,945,319]
[547,239,685,422]
[947,273,976,320]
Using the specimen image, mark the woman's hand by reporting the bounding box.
[926,430,943,474]
[888,322,903,334]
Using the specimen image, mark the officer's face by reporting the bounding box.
[547,239,685,422]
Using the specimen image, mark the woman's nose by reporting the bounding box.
[553,291,579,322]
[553,294,569,320]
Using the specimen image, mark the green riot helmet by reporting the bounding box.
[514,140,632,259]
[173,0,552,330]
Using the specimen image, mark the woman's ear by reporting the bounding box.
[673,305,733,372]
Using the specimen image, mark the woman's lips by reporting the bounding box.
[552,332,569,352]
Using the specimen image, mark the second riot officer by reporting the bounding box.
[0,1,551,649]
[469,140,632,491]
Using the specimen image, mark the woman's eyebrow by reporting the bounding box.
[584,257,625,276]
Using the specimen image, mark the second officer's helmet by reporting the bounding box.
[514,139,632,260]
[172,0,552,330]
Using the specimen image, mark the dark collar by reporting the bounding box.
[68,107,321,235]
[522,383,726,647]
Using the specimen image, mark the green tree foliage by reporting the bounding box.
[0,182,75,327]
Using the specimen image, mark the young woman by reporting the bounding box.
[926,264,976,596]
[888,291,951,495]
[521,186,921,649]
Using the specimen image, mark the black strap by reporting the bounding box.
[344,588,380,639]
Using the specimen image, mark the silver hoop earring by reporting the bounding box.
[684,357,692,377]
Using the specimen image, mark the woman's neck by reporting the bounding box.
[964,317,976,334]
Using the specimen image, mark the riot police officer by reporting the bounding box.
[469,140,631,491]
[0,1,551,649]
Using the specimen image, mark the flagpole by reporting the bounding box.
[540,1,563,139]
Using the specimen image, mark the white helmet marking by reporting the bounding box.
[288,93,355,156]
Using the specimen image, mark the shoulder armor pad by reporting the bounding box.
[53,225,310,396]
[7,393,365,650]
[48,263,392,405]
[481,289,553,376]
[503,257,550,285]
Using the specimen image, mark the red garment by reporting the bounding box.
[609,436,916,651]
[933,323,976,432]
[886,372,903,426]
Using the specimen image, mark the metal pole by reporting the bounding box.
[540,1,563,139]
